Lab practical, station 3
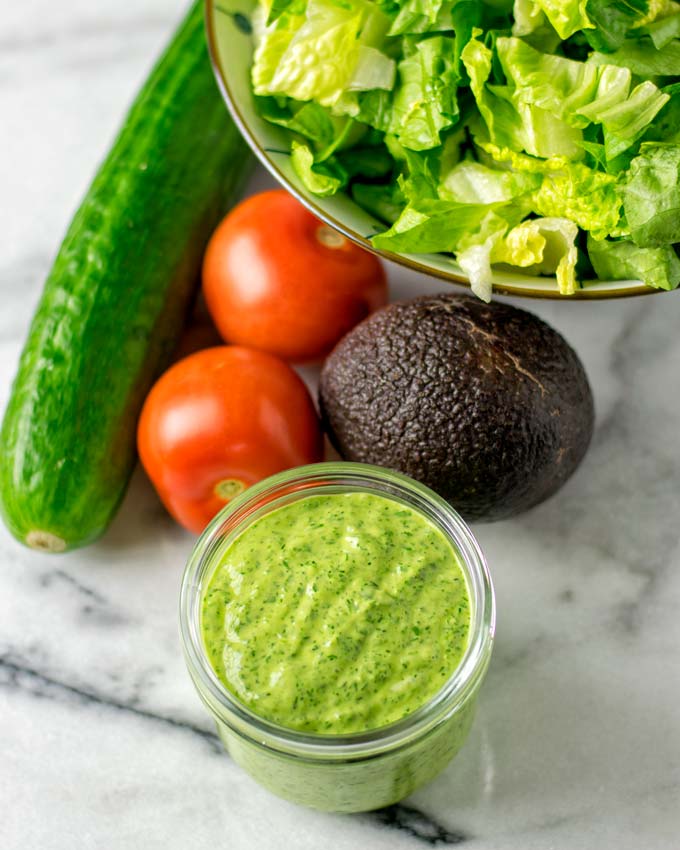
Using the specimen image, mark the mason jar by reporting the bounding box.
[179,462,495,812]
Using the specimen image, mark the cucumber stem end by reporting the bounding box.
[26,531,67,553]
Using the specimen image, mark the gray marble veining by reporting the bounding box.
[1,2,679,848]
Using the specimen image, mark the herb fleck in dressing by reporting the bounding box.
[201,492,470,734]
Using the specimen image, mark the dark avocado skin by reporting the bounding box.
[319,293,595,521]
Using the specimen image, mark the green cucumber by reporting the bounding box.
[0,1,253,552]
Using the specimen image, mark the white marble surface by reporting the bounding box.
[2,2,680,848]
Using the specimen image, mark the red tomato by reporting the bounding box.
[137,346,323,533]
[202,190,388,362]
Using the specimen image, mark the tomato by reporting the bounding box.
[137,346,323,533]
[202,190,388,362]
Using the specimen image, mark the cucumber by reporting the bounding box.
[0,1,253,552]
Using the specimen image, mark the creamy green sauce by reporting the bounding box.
[201,492,470,735]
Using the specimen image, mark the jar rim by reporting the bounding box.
[179,462,495,760]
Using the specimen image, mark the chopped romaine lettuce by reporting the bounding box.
[291,141,345,195]
[251,0,680,295]
[588,235,680,289]
[438,159,541,203]
[386,0,445,35]
[495,37,669,159]
[257,97,350,150]
[512,0,548,36]
[641,10,680,47]
[458,216,579,300]
[355,53,460,150]
[252,0,394,107]
[623,143,680,247]
[352,181,406,223]
[583,0,650,53]
[532,0,593,39]
[463,34,585,158]
[366,35,461,150]
[475,140,624,237]
[588,38,680,75]
[371,200,517,254]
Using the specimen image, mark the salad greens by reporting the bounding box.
[251,0,680,298]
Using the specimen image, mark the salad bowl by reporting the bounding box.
[205,0,658,300]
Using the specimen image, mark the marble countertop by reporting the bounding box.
[2,2,679,848]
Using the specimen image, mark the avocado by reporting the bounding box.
[319,293,594,521]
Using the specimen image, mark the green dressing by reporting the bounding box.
[201,492,470,735]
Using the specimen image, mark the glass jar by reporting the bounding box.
[179,463,495,813]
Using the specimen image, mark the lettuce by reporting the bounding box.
[595,82,670,159]
[370,200,516,254]
[252,0,394,107]
[642,87,680,145]
[456,216,579,300]
[623,143,680,247]
[532,0,593,39]
[264,0,306,26]
[522,218,580,294]
[378,36,460,150]
[355,36,462,151]
[256,97,350,149]
[512,0,549,36]
[438,159,541,203]
[583,0,649,52]
[497,36,622,126]
[588,38,680,75]
[351,181,405,223]
[251,0,680,297]
[501,0,594,41]
[535,166,622,238]
[291,141,345,195]
[641,10,680,47]
[462,35,583,158]
[461,36,525,151]
[386,0,445,35]
[495,38,669,158]
[336,144,394,179]
[477,140,624,237]
[587,235,680,289]
[634,0,680,27]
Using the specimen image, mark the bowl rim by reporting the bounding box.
[204,0,657,301]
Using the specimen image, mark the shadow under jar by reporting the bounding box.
[180,462,495,812]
